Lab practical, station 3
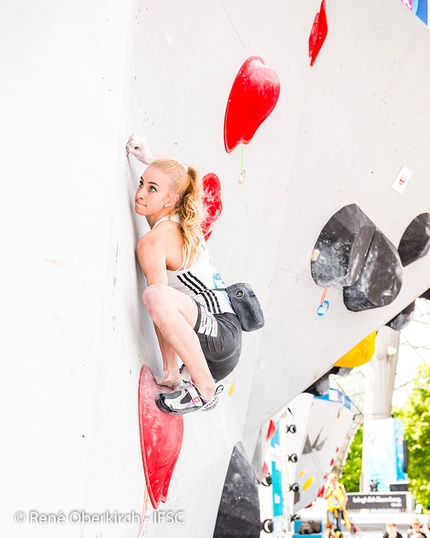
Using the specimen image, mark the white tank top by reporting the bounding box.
[152,215,234,315]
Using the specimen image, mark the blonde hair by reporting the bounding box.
[149,158,203,263]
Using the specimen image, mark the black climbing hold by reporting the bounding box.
[420,288,430,301]
[251,431,263,482]
[398,213,430,267]
[330,366,353,377]
[311,204,376,287]
[213,442,260,538]
[261,519,274,533]
[304,372,330,396]
[386,301,415,331]
[343,228,403,312]
[262,474,272,487]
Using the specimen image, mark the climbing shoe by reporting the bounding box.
[156,380,223,415]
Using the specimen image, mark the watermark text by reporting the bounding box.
[14,510,185,525]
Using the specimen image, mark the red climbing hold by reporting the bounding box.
[266,419,277,441]
[201,173,223,241]
[138,365,184,509]
[309,0,328,66]
[224,56,280,153]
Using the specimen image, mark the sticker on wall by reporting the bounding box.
[392,166,412,194]
[309,0,328,66]
[317,288,329,316]
[201,173,223,241]
[224,56,280,153]
[317,300,329,316]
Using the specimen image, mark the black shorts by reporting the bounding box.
[193,301,242,382]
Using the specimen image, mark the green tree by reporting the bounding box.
[341,423,363,492]
[394,364,430,510]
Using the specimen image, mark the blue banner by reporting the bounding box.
[271,424,284,517]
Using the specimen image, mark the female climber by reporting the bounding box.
[126,134,242,415]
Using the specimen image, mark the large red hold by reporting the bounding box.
[201,173,223,241]
[224,56,280,153]
[138,365,184,509]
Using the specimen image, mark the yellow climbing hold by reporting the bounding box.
[303,476,315,490]
[228,382,235,396]
[334,331,377,368]
[299,469,305,477]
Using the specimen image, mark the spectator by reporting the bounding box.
[383,523,403,538]
[323,472,348,534]
[369,479,379,492]
[326,521,342,538]
[406,519,427,538]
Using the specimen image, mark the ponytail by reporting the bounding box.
[149,159,203,263]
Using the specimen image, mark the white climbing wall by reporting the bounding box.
[286,391,354,513]
[2,0,430,537]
